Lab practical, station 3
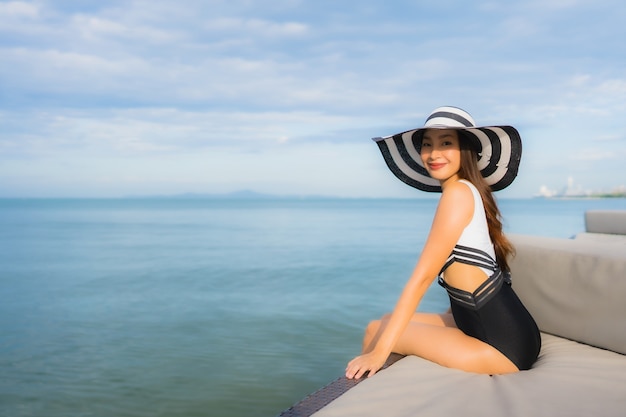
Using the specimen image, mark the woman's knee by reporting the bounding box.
[362,319,383,348]
[364,319,382,339]
[380,312,392,321]
[364,313,391,337]
[362,314,392,352]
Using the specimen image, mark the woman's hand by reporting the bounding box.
[345,350,388,379]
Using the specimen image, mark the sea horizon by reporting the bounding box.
[2,189,625,201]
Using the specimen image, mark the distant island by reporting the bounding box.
[541,192,626,199]
[124,190,336,200]
[536,179,626,199]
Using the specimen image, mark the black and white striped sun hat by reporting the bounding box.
[373,106,522,192]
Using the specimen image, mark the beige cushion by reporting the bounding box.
[585,210,626,235]
[574,232,626,245]
[314,334,626,417]
[509,234,626,355]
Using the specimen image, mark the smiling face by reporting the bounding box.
[420,129,462,188]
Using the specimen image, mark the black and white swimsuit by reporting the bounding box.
[438,180,541,370]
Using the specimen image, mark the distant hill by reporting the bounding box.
[166,190,277,199]
[124,190,330,200]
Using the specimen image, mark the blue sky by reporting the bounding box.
[1,0,625,198]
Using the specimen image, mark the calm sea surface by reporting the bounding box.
[1,197,625,417]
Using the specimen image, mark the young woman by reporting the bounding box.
[345,106,540,379]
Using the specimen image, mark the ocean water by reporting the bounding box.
[1,197,624,417]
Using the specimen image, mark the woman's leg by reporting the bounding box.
[362,313,518,374]
[392,321,519,374]
[362,311,455,353]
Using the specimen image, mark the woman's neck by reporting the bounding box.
[440,174,461,191]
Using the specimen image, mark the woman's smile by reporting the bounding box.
[428,161,447,171]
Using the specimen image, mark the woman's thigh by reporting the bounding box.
[378,312,450,327]
[378,311,455,327]
[393,321,519,374]
[363,311,456,354]
[409,311,456,327]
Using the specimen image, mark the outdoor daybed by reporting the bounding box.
[281,210,626,417]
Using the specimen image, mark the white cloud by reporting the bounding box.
[592,134,623,142]
[72,15,127,36]
[570,150,619,162]
[69,14,184,44]
[0,1,39,18]
[597,79,626,96]
[525,0,585,10]
[206,17,308,37]
[0,107,366,158]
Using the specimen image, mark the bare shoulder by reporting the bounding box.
[435,181,474,227]
[440,181,473,209]
[422,181,474,265]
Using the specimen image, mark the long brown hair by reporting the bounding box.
[457,131,515,271]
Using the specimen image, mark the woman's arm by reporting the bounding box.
[345,182,473,379]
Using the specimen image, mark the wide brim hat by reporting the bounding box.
[373,106,522,192]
